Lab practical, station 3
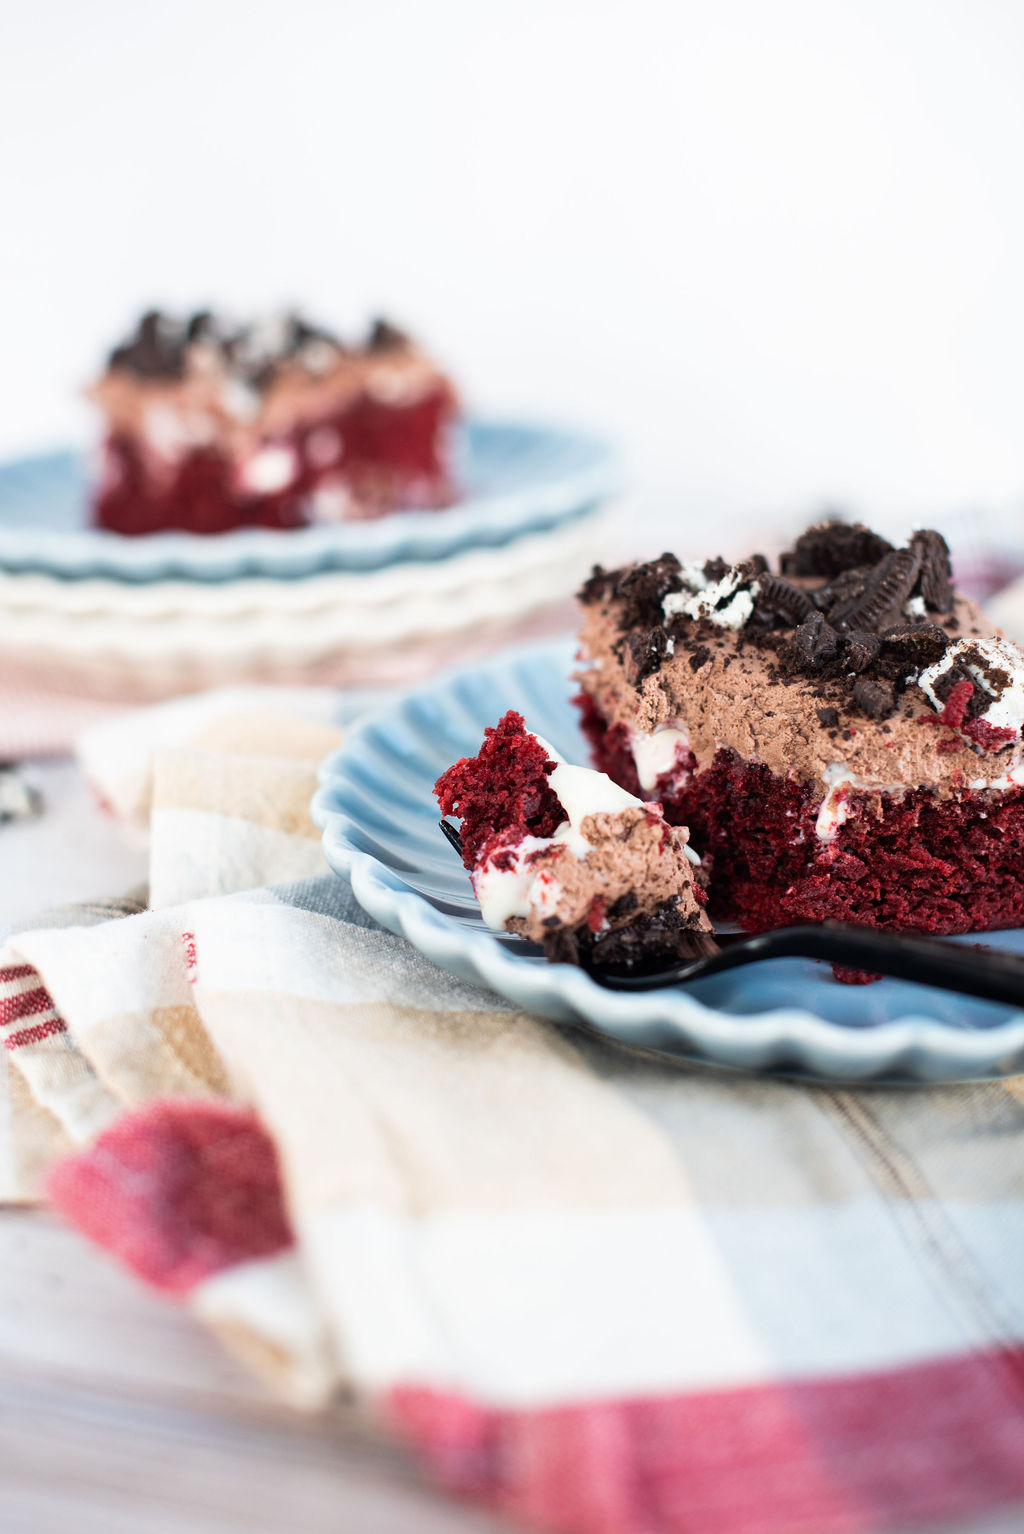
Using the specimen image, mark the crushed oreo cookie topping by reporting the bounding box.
[780,522,894,578]
[623,626,670,685]
[790,611,840,668]
[540,898,714,972]
[367,318,411,351]
[108,311,191,380]
[578,519,1017,740]
[910,529,955,613]
[580,553,683,634]
[826,546,922,632]
[106,309,410,390]
[851,677,894,721]
[842,630,881,673]
[663,559,762,631]
[879,624,950,669]
[750,574,816,627]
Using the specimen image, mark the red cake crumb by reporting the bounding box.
[964,718,1016,751]
[434,711,564,868]
[587,897,608,933]
[831,965,884,985]
[918,690,1016,753]
[938,678,975,731]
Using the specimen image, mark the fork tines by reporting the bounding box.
[439,819,464,856]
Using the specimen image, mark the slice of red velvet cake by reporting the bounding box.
[435,711,713,970]
[90,311,458,535]
[576,522,1024,936]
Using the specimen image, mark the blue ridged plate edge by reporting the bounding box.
[0,420,617,583]
[313,637,1024,1083]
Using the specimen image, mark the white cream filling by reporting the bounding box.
[308,484,358,523]
[473,835,557,930]
[629,724,691,793]
[547,733,699,866]
[917,635,1024,745]
[238,445,298,495]
[968,764,1024,791]
[814,763,906,843]
[663,563,759,631]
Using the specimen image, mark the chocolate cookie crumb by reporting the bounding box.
[780,521,895,579]
[852,677,895,720]
[790,611,841,668]
[751,574,817,629]
[829,546,921,632]
[880,624,949,669]
[622,626,670,685]
[910,529,955,613]
[844,630,881,673]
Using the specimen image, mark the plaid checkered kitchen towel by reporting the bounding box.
[2,688,1023,1534]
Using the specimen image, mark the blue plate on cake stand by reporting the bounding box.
[313,637,1024,1084]
[0,420,617,583]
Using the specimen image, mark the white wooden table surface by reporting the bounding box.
[2,763,1021,1534]
[0,1211,508,1534]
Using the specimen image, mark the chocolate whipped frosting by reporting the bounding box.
[578,522,1024,798]
[90,309,454,458]
[506,807,709,945]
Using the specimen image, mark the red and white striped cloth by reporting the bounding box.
[0,964,65,1051]
[0,692,1022,1534]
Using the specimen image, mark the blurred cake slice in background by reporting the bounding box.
[89,311,459,535]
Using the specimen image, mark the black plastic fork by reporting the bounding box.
[439,819,1024,1007]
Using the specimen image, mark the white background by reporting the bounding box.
[4,0,1024,551]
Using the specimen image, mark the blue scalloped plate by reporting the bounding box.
[313,638,1024,1084]
[314,641,1024,1086]
[0,420,617,583]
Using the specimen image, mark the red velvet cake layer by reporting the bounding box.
[94,389,455,537]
